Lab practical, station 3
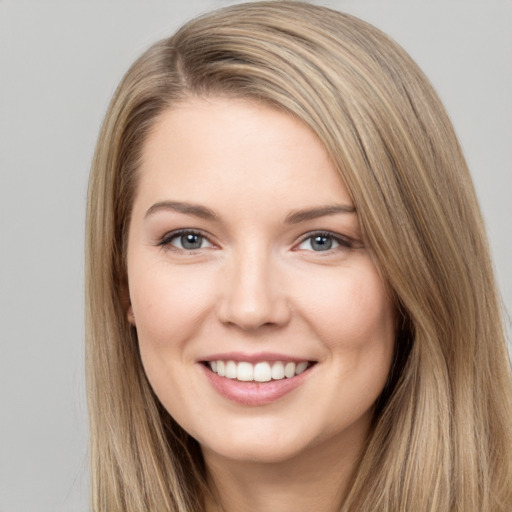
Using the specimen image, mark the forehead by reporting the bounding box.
[136,97,353,212]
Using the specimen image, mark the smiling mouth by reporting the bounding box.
[203,360,316,383]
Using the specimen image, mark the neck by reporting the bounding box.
[203,424,368,512]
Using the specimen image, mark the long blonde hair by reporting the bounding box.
[85,2,512,510]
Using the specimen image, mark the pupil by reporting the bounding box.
[181,233,202,249]
[312,236,332,251]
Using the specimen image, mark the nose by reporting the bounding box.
[217,247,291,331]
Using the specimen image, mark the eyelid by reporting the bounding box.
[157,228,216,250]
[294,230,355,251]
[155,228,359,253]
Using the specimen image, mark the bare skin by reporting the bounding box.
[203,410,369,512]
[126,97,394,512]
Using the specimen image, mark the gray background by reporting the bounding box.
[1,1,510,511]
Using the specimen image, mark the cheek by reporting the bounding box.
[128,262,217,347]
[296,262,395,357]
[127,263,217,422]
[300,264,396,426]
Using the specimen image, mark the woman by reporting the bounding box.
[85,2,512,510]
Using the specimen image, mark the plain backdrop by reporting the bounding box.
[0,1,510,511]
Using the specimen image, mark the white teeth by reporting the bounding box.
[207,360,311,382]
[253,362,272,382]
[271,361,285,380]
[237,361,253,381]
[284,362,296,378]
[225,360,237,379]
[295,361,308,375]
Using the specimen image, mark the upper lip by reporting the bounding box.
[199,352,315,364]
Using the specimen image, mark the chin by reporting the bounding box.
[197,421,322,465]
[203,441,305,465]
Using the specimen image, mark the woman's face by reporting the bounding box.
[126,97,395,465]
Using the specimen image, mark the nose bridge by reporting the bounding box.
[218,241,289,329]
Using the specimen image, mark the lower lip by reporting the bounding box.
[200,364,313,406]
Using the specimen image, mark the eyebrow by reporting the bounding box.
[144,200,356,224]
[284,204,356,224]
[145,201,219,221]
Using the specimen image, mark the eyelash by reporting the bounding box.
[157,229,355,254]
[157,229,213,252]
[295,231,354,252]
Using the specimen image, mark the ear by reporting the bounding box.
[127,304,136,326]
[120,279,136,326]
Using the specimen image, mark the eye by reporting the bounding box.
[297,232,351,252]
[160,230,213,251]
